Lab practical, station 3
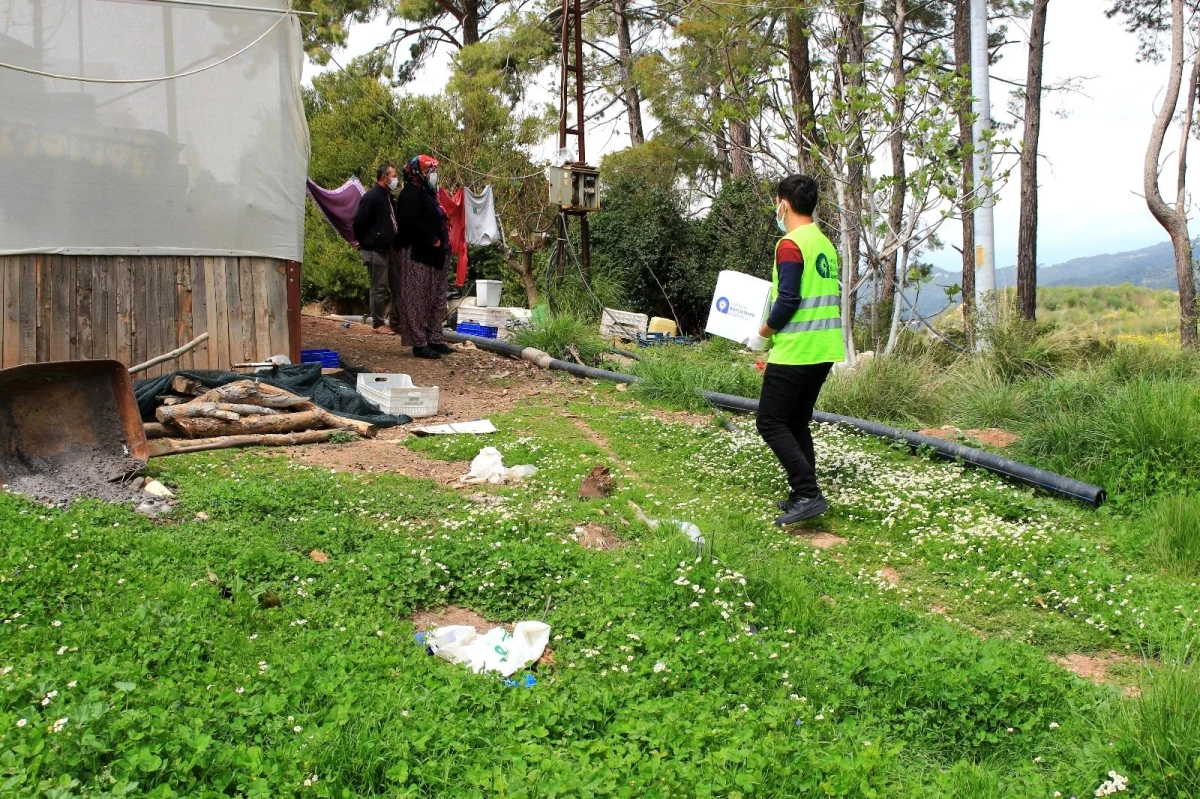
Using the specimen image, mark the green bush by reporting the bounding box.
[512,313,608,364]
[302,207,369,309]
[817,355,946,427]
[1117,635,1200,797]
[945,361,1028,430]
[1018,374,1200,503]
[1145,493,1200,576]
[629,342,763,411]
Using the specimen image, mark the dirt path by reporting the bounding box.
[301,315,565,421]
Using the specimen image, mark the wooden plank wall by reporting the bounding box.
[0,255,293,378]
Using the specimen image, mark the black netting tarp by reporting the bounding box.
[134,364,411,427]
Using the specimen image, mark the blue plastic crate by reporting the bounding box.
[301,348,340,368]
[456,322,499,339]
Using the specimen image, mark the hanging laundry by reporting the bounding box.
[306,177,366,247]
[464,185,500,246]
[438,186,468,287]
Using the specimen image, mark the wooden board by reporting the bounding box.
[18,256,36,363]
[115,256,134,367]
[237,257,257,363]
[1,259,15,367]
[190,257,212,370]
[76,255,94,360]
[0,255,294,371]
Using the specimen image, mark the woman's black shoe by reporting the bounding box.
[429,343,455,355]
[413,346,441,359]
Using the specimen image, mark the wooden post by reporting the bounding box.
[286,260,301,364]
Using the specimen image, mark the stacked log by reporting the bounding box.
[145,380,374,456]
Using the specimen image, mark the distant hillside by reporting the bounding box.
[903,239,1188,318]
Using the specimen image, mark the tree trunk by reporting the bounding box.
[171,410,327,439]
[786,5,819,174]
[882,0,907,325]
[462,0,481,45]
[730,116,753,178]
[954,0,976,333]
[712,83,732,180]
[612,0,644,146]
[511,250,540,308]
[1017,0,1049,322]
[149,430,340,458]
[1144,0,1198,348]
[838,1,867,334]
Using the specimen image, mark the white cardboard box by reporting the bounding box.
[705,270,773,343]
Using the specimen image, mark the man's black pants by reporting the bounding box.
[755,361,834,500]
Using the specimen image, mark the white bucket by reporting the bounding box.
[476,280,502,308]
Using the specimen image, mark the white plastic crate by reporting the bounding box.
[600,308,648,340]
[458,306,514,329]
[356,373,414,392]
[356,373,440,418]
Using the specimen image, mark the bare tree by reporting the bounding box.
[1109,0,1200,347]
[612,0,645,145]
[1017,0,1049,321]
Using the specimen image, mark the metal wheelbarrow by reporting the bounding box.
[0,360,149,490]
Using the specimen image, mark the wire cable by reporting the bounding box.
[0,5,292,85]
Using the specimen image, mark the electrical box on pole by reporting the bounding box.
[552,0,597,277]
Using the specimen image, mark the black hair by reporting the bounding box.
[376,163,394,182]
[776,174,818,216]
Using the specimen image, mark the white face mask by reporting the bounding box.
[775,201,788,233]
[388,176,399,191]
[428,171,439,189]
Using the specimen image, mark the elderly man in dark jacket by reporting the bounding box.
[351,164,403,336]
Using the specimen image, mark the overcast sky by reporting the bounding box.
[303,0,1191,271]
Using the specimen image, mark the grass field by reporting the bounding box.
[3,380,1199,797]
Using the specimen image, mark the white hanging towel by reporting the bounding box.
[464,185,501,245]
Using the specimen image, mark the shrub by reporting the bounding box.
[512,313,608,364]
[302,207,369,309]
[1118,635,1200,797]
[1018,374,1200,502]
[629,342,763,411]
[1145,493,1200,576]
[817,355,946,427]
[945,361,1028,430]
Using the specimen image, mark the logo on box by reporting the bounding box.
[716,297,730,314]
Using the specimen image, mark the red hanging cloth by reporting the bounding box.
[437,186,468,287]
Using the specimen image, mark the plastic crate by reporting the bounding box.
[359,384,440,418]
[356,373,414,392]
[458,306,514,328]
[301,349,340,368]
[456,322,499,339]
[600,308,648,340]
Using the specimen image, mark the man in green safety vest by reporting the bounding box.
[755,174,845,525]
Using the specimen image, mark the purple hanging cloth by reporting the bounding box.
[306,177,367,247]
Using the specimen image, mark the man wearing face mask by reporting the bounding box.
[351,163,403,336]
[755,174,845,525]
[395,155,453,360]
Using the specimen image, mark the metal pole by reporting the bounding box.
[970,0,996,325]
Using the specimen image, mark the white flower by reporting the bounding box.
[117,578,125,585]
[249,634,258,640]
[67,681,77,689]
[49,717,68,733]
[689,601,700,608]
[56,646,68,656]
[16,718,27,728]
[814,714,824,721]
[51,620,62,627]
[653,661,667,673]
[0,667,10,676]
[1049,722,1060,729]
[236,686,245,694]
[294,725,303,733]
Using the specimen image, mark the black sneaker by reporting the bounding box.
[774,494,829,526]
[776,496,800,512]
[413,346,441,360]
[429,342,455,355]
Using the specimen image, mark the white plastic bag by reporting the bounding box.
[461,447,538,485]
[428,621,551,677]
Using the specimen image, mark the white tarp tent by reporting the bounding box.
[0,0,310,260]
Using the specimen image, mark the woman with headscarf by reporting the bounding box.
[395,154,452,360]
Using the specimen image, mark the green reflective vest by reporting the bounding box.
[767,223,846,366]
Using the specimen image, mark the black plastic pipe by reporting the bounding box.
[443,330,1106,506]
